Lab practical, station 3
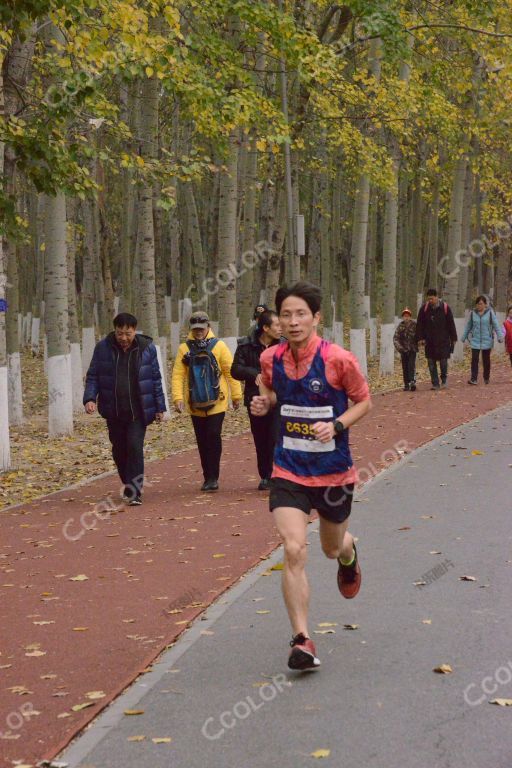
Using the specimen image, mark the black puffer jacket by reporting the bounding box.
[83,333,166,425]
[231,329,280,406]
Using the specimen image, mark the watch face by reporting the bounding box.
[334,421,344,434]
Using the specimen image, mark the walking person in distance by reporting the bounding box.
[461,295,503,384]
[231,309,282,490]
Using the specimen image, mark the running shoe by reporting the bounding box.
[337,543,361,599]
[128,496,142,506]
[288,633,321,671]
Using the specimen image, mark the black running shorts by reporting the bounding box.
[269,477,354,524]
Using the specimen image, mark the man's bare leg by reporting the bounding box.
[273,506,310,637]
[318,516,353,562]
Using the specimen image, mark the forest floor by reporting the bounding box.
[0,344,497,511]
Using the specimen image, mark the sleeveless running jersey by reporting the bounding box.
[272,339,352,477]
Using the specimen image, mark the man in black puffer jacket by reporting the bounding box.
[231,310,282,490]
[83,313,166,505]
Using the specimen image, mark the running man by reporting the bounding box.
[251,282,371,670]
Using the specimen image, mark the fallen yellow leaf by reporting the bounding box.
[124,709,145,716]
[489,698,512,706]
[212,553,225,558]
[127,735,146,741]
[84,691,106,700]
[422,619,432,625]
[152,737,172,744]
[311,748,331,758]
[318,622,338,628]
[71,702,95,711]
[433,664,453,674]
[471,450,484,455]
[69,574,89,581]
[73,627,89,631]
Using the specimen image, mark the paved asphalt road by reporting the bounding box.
[61,405,512,768]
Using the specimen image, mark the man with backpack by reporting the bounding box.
[415,288,457,390]
[171,312,242,491]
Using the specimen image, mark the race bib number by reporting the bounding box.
[280,404,335,453]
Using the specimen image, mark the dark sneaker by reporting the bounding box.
[288,633,321,671]
[403,384,410,391]
[484,379,489,385]
[468,379,477,385]
[430,384,440,390]
[201,479,219,492]
[440,381,447,389]
[128,496,142,506]
[258,478,271,491]
[337,544,361,599]
[410,382,416,391]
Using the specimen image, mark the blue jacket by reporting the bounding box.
[461,308,503,350]
[83,333,166,425]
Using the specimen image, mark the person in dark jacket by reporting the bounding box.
[231,310,282,490]
[393,307,418,391]
[415,289,457,390]
[83,313,166,505]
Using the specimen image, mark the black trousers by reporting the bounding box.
[471,348,491,381]
[107,417,146,496]
[400,351,417,386]
[248,408,278,480]
[427,358,448,386]
[191,412,225,481]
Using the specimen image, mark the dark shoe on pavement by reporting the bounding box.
[410,382,417,391]
[201,479,219,492]
[468,379,477,385]
[337,543,361,599]
[128,496,142,506]
[258,478,271,491]
[403,384,410,391]
[288,633,321,671]
[430,384,440,390]
[440,381,447,388]
[484,379,489,385]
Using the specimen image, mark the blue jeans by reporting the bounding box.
[427,358,448,386]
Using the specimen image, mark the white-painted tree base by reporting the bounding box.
[43,335,48,377]
[322,327,333,341]
[350,328,368,377]
[154,343,171,419]
[82,327,95,376]
[369,317,377,357]
[7,352,23,425]
[179,298,193,328]
[31,316,41,355]
[0,366,11,470]
[23,313,32,346]
[379,323,396,375]
[417,293,423,313]
[113,296,120,316]
[210,321,219,336]
[453,317,466,362]
[48,354,73,437]
[333,321,344,347]
[170,323,180,357]
[165,296,172,324]
[158,336,168,388]
[70,342,84,412]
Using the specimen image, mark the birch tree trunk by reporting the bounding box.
[44,191,73,436]
[81,198,97,374]
[239,134,258,335]
[349,174,370,375]
[379,154,399,374]
[443,153,468,361]
[0,66,10,469]
[6,240,22,425]
[217,129,239,342]
[66,199,83,411]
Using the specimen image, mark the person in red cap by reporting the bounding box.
[393,308,418,391]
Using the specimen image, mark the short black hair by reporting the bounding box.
[426,288,438,297]
[113,312,137,328]
[275,282,322,316]
[475,294,487,304]
[257,310,277,333]
[253,303,269,320]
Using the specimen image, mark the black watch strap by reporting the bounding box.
[333,419,345,435]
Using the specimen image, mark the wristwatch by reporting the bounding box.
[333,419,345,435]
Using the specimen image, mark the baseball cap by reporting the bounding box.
[401,307,412,317]
[189,312,210,329]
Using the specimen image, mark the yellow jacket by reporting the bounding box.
[171,329,243,417]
